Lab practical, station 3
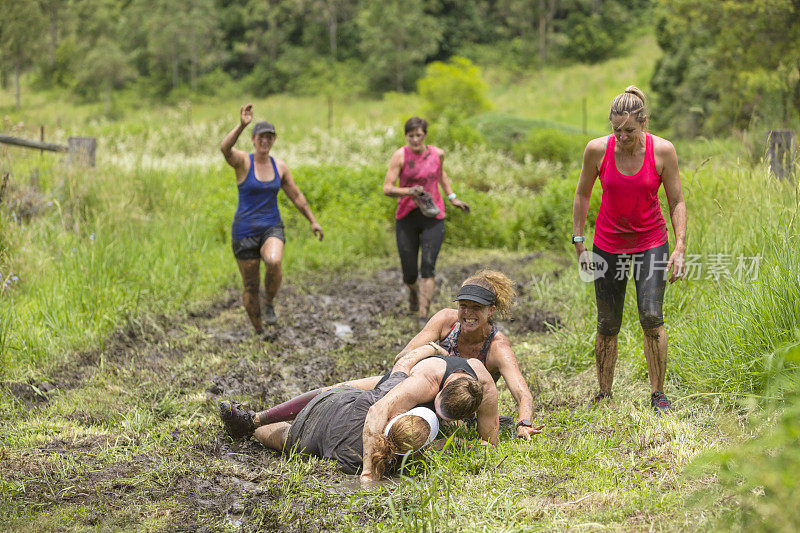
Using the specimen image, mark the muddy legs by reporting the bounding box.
[417,277,435,321]
[643,326,667,393]
[406,281,419,314]
[595,333,618,395]
[237,259,263,333]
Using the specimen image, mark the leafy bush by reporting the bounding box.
[427,119,484,149]
[417,57,492,122]
[512,128,589,165]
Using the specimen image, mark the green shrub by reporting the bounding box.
[417,56,491,122]
[512,128,589,165]
[427,120,484,149]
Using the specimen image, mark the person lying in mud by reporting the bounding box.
[394,269,544,440]
[220,342,499,483]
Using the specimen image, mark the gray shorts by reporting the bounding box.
[231,224,285,260]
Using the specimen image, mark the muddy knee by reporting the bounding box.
[597,316,622,337]
[264,256,282,273]
[638,308,664,331]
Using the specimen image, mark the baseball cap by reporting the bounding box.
[252,121,276,136]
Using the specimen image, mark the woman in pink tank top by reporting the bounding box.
[571,86,687,413]
[383,117,470,324]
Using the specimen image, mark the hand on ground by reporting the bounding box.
[516,424,545,440]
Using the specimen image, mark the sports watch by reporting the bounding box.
[571,234,585,244]
[516,419,532,429]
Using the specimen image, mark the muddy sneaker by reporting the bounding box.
[590,391,612,404]
[413,191,440,218]
[220,400,256,438]
[263,304,278,326]
[650,391,673,414]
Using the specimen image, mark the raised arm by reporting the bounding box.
[658,139,687,283]
[279,162,323,241]
[436,149,469,212]
[383,149,423,198]
[220,104,252,173]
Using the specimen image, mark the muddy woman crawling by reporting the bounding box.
[396,269,544,439]
[220,342,499,484]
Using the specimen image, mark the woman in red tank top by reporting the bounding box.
[383,117,470,324]
[571,86,687,413]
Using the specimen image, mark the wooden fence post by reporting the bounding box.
[68,137,97,167]
[766,130,796,179]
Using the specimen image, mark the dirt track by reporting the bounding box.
[2,255,565,530]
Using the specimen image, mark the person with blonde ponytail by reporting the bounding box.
[393,269,544,441]
[572,85,687,413]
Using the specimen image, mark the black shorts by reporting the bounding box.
[231,224,285,260]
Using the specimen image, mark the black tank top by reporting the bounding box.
[416,356,480,413]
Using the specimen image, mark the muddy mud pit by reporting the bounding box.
[3,256,565,530]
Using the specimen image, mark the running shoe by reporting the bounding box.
[650,391,674,414]
[220,400,256,438]
[590,391,612,404]
[413,191,440,218]
[263,304,278,326]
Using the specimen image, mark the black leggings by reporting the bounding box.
[395,209,445,284]
[593,242,669,336]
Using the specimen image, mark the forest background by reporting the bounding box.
[1,0,800,531]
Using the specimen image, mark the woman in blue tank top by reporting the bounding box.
[221,103,324,334]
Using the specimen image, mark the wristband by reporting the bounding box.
[447,193,457,201]
[571,234,585,244]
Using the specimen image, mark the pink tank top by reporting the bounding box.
[395,145,445,220]
[594,134,668,253]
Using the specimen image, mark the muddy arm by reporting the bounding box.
[361,371,439,483]
[392,342,447,374]
[474,363,500,445]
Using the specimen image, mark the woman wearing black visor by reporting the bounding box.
[393,270,544,440]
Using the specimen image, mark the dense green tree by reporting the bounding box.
[357,0,442,92]
[0,0,45,109]
[652,0,800,135]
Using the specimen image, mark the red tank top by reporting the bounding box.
[594,134,668,253]
[395,145,445,220]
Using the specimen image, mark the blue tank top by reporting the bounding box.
[231,154,282,240]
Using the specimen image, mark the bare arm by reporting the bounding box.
[487,339,544,440]
[279,161,323,241]
[220,104,252,174]
[658,140,687,282]
[361,370,439,482]
[393,309,456,364]
[383,149,423,198]
[572,138,604,264]
[472,361,499,445]
[392,342,448,374]
[436,149,469,212]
